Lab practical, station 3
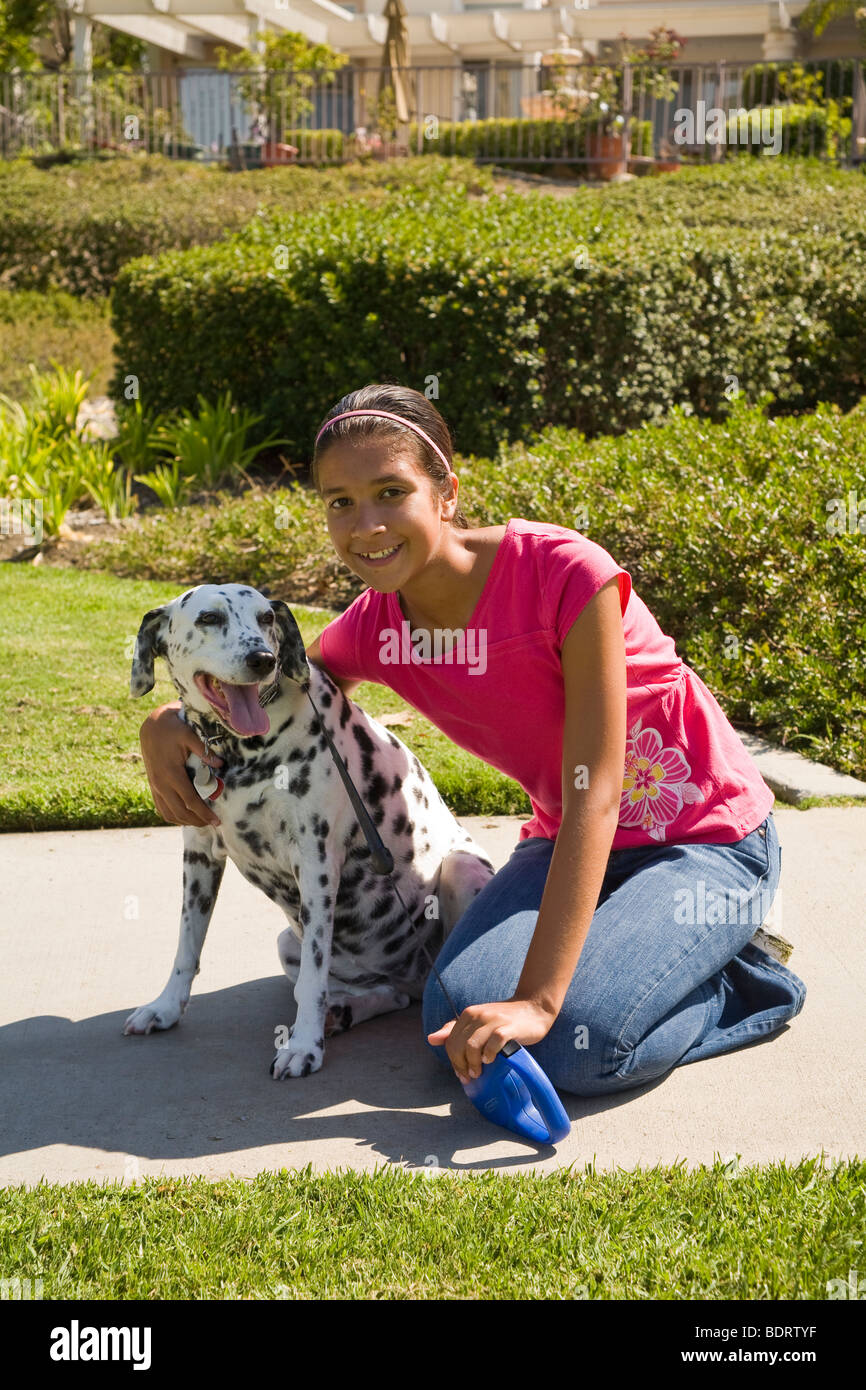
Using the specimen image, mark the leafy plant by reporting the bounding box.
[214,30,348,143]
[19,360,91,438]
[149,391,289,492]
[132,457,195,510]
[80,445,139,521]
[112,397,164,472]
[20,442,88,536]
[798,1,866,46]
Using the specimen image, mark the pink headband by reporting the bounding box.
[314,409,457,478]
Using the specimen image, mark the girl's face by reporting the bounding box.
[317,440,453,590]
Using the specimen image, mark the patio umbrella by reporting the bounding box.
[377,0,415,129]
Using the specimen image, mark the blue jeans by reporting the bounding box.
[422,813,806,1096]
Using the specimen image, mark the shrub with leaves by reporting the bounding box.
[111,159,866,461]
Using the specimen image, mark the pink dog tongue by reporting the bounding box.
[221,681,271,737]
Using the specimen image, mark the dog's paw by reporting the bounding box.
[123,997,184,1035]
[270,1034,324,1079]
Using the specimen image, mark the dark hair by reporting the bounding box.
[311,383,470,529]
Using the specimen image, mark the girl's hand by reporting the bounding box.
[139,702,225,828]
[427,997,557,1084]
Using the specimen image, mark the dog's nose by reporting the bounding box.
[246,650,277,676]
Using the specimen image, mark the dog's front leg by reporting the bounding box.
[270,867,336,1079]
[124,826,226,1036]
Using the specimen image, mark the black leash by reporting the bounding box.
[302,684,463,1021]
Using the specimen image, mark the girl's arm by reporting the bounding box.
[513,574,627,1014]
[306,632,362,699]
[430,575,627,1079]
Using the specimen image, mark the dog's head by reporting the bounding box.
[130,584,310,738]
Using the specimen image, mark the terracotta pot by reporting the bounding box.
[259,141,299,167]
[591,131,627,179]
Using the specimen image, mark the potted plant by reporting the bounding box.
[577,62,630,178]
[215,30,347,160]
[581,27,685,178]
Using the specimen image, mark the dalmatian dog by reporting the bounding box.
[124,584,495,1078]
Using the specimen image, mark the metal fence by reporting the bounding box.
[1,57,864,170]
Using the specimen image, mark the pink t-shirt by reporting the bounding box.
[317,518,774,849]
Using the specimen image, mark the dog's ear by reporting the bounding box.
[130,606,170,697]
[269,599,310,686]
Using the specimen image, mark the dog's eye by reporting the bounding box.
[197,612,220,625]
[259,611,275,625]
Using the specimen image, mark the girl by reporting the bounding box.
[139,383,806,1094]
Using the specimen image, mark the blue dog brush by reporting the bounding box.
[308,685,572,1146]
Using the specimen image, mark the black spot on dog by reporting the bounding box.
[319,873,328,886]
[240,829,266,856]
[290,768,311,797]
[312,942,323,969]
[352,723,376,777]
[367,772,388,805]
[391,811,408,836]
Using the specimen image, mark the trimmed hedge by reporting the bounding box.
[0,152,494,298]
[405,116,653,161]
[110,159,866,459]
[240,118,654,165]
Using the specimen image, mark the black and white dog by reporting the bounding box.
[125,584,495,1077]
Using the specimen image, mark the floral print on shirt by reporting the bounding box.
[619,717,706,842]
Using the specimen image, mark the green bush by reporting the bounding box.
[109,160,866,460]
[740,59,856,109]
[283,128,345,160]
[724,103,852,158]
[0,287,115,399]
[406,116,653,161]
[0,152,495,297]
[81,395,866,782]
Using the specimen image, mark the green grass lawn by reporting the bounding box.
[1,1157,861,1299]
[0,566,530,832]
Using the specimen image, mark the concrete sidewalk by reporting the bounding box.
[1,807,863,1184]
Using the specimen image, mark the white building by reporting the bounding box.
[71,1,865,72]
[61,1,864,151]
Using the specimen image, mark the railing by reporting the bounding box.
[1,58,864,170]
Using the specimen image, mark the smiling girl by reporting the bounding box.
[139,382,806,1094]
